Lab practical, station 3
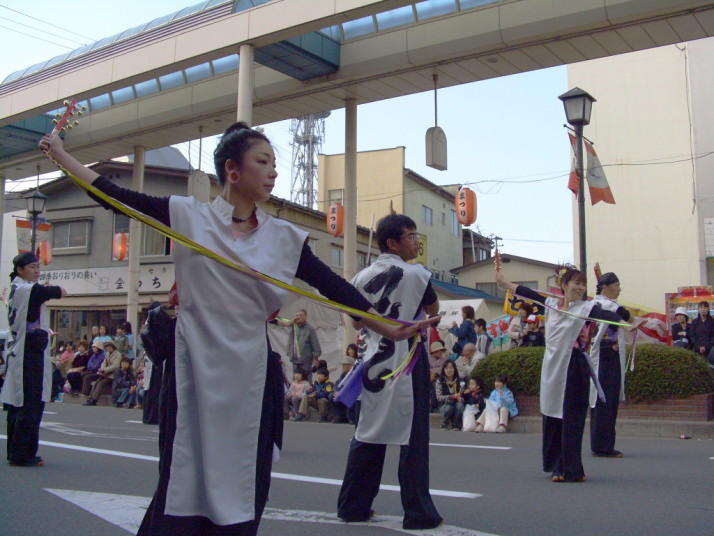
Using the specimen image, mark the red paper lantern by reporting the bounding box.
[112,232,129,261]
[326,203,344,237]
[455,187,477,226]
[38,240,52,265]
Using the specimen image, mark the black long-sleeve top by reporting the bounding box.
[514,285,629,324]
[27,285,63,323]
[690,315,714,351]
[89,176,373,314]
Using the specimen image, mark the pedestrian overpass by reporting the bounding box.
[2,0,714,181]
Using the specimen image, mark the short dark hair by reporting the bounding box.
[495,374,509,385]
[699,301,709,308]
[475,318,487,329]
[316,368,329,378]
[376,214,416,253]
[120,357,131,367]
[213,122,271,186]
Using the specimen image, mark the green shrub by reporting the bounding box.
[472,344,714,402]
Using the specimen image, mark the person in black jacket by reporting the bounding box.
[671,307,692,349]
[690,302,714,357]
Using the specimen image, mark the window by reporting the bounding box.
[143,228,171,257]
[114,213,130,234]
[450,209,459,236]
[477,248,490,261]
[475,282,501,298]
[328,189,344,204]
[330,246,343,267]
[52,221,90,250]
[421,205,433,226]
[358,251,368,268]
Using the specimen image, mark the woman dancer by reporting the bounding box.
[2,253,65,466]
[496,264,631,482]
[40,124,435,535]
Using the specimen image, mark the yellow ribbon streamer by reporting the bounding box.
[55,168,402,327]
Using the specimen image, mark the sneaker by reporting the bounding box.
[318,416,329,423]
[114,403,124,408]
[83,399,96,406]
[294,414,306,422]
[474,423,484,433]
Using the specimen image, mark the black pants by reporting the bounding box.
[137,351,283,536]
[337,352,442,529]
[542,350,589,481]
[6,334,47,464]
[590,346,621,454]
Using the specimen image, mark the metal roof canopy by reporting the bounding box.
[2,0,714,180]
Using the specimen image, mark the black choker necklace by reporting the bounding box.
[231,208,255,223]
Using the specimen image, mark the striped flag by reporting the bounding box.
[566,134,615,205]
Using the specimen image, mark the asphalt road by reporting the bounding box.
[0,403,712,536]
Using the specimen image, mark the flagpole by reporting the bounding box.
[575,122,587,277]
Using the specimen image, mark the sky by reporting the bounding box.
[0,0,577,264]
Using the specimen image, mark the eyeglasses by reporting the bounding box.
[400,232,419,241]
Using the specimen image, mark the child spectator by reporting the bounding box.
[435,360,463,430]
[522,315,545,347]
[286,370,310,421]
[475,374,518,433]
[298,368,334,422]
[113,325,129,357]
[112,357,136,407]
[461,376,486,432]
[474,319,492,360]
[331,345,357,423]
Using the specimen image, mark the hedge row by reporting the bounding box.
[472,344,714,402]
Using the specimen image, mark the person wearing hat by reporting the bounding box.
[428,340,448,378]
[521,315,545,347]
[1,252,65,466]
[83,339,123,406]
[589,272,632,458]
[671,307,692,349]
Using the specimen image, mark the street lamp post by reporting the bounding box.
[25,188,48,255]
[559,87,596,275]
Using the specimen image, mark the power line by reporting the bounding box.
[0,3,96,41]
[0,15,88,47]
[0,24,73,49]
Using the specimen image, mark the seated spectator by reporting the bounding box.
[298,368,334,422]
[435,360,463,430]
[66,341,91,397]
[428,340,448,378]
[475,374,518,433]
[311,358,328,378]
[671,307,692,349]
[93,325,113,347]
[80,342,105,396]
[455,343,478,380]
[112,357,136,407]
[113,325,129,357]
[521,315,545,347]
[286,370,310,421]
[331,347,357,424]
[474,319,492,360]
[133,353,146,410]
[57,342,75,377]
[84,340,122,406]
[461,376,486,432]
[449,305,477,355]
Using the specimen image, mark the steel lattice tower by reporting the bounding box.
[290,112,330,209]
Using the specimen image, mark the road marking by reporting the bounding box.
[45,489,498,535]
[271,472,480,499]
[125,420,144,424]
[39,422,155,442]
[430,443,511,451]
[1,435,479,499]
[43,411,57,415]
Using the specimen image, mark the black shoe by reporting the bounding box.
[318,416,329,423]
[114,403,124,408]
[83,399,96,406]
[293,414,306,422]
[332,418,348,424]
[403,517,443,530]
[592,450,623,458]
[339,509,375,523]
[8,456,44,467]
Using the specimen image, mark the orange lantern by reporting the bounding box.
[455,187,477,226]
[38,240,52,265]
[326,203,344,237]
[112,232,129,261]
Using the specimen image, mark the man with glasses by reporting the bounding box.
[337,214,442,530]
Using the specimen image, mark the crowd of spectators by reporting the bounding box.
[50,322,148,409]
[672,301,714,367]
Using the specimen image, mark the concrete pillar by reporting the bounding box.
[237,44,255,126]
[343,98,358,347]
[0,176,4,278]
[127,146,145,331]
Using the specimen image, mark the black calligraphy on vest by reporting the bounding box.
[5,283,19,365]
[361,266,403,393]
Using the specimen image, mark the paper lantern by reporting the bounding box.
[112,232,129,261]
[455,188,477,226]
[326,203,344,237]
[38,240,52,265]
